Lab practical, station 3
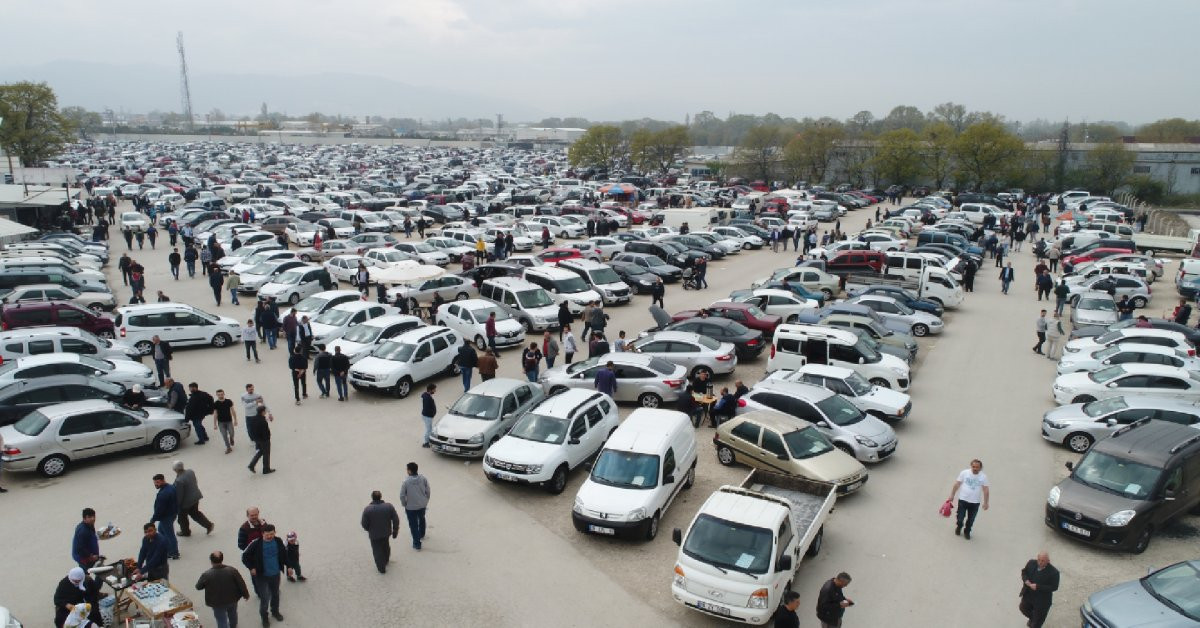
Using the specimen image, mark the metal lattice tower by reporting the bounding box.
[177,32,195,133]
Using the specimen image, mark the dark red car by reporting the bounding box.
[0,301,115,337]
[826,250,886,274]
[1064,247,1136,268]
[670,301,782,337]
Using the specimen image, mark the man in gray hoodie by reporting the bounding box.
[360,491,400,573]
[399,462,431,550]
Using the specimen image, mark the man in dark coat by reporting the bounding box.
[173,460,214,536]
[72,508,101,568]
[242,524,287,624]
[151,473,180,559]
[184,383,215,445]
[1019,552,1060,628]
[137,522,171,582]
[360,490,401,573]
[196,550,250,628]
[816,572,853,627]
[247,406,275,474]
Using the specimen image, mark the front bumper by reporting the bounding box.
[429,434,485,458]
[482,459,553,485]
[1044,504,1141,550]
[348,372,398,390]
[571,511,649,537]
[671,584,768,624]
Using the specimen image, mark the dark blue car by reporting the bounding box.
[848,285,943,316]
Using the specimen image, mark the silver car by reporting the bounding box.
[1042,395,1200,453]
[0,353,155,389]
[0,399,190,477]
[386,275,477,308]
[1080,560,1200,627]
[1070,291,1118,327]
[539,353,686,408]
[847,294,944,337]
[1057,343,1200,375]
[1068,275,1152,308]
[626,331,737,378]
[430,378,546,458]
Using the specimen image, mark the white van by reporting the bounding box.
[767,324,910,390]
[523,266,602,314]
[478,277,561,332]
[115,303,243,355]
[658,208,717,230]
[572,408,697,540]
[557,259,633,305]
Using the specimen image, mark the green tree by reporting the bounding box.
[781,125,843,184]
[567,125,626,170]
[847,110,876,137]
[60,106,104,136]
[734,125,784,182]
[837,141,876,187]
[1125,175,1166,204]
[880,105,926,133]
[629,125,690,174]
[871,128,921,186]
[921,122,956,189]
[0,82,76,166]
[1137,118,1200,143]
[928,102,968,133]
[951,121,1025,190]
[1085,142,1136,195]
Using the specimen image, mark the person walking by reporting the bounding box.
[815,572,853,628]
[119,252,133,285]
[168,248,182,280]
[1035,271,1053,301]
[947,459,990,539]
[1047,243,1061,273]
[360,491,400,574]
[1033,310,1048,355]
[184,245,198,277]
[313,346,333,398]
[484,311,498,350]
[1053,279,1070,316]
[543,331,559,369]
[151,473,181,560]
[772,591,801,628]
[588,301,609,338]
[420,384,436,448]
[1019,551,1060,628]
[650,277,665,309]
[246,406,275,475]
[456,343,477,391]
[399,462,431,551]
[209,268,225,306]
[151,335,173,385]
[243,319,260,362]
[521,342,543,382]
[226,272,241,305]
[594,360,617,397]
[288,348,309,405]
[995,241,1007,267]
[196,550,250,628]
[563,326,578,364]
[173,461,214,537]
[185,383,215,445]
[477,348,498,381]
[213,389,238,454]
[999,262,1015,295]
[962,259,977,292]
[137,522,172,582]
[1045,312,1066,360]
[332,346,351,401]
[241,524,286,625]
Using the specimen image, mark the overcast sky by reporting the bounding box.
[3,0,1197,124]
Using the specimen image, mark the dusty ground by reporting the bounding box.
[4,198,1195,627]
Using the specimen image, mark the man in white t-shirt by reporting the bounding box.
[947,459,990,540]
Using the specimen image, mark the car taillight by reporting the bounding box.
[120,327,126,337]
[716,353,733,361]
[746,338,760,346]
[1,322,7,331]
[663,379,684,388]
[1,445,19,455]
[1190,348,1196,357]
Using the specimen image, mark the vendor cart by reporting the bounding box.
[95,558,199,627]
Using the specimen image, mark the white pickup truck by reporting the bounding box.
[671,469,836,623]
[1131,228,1200,256]
[844,265,965,309]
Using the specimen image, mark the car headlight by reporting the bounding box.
[483,455,495,467]
[1047,485,1060,507]
[747,589,769,609]
[854,435,878,448]
[573,497,584,514]
[602,289,614,297]
[673,565,687,589]
[526,464,543,474]
[627,507,646,522]
[1105,509,1136,527]
[1045,420,1068,430]
[467,433,484,445]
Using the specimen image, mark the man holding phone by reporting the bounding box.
[816,572,853,628]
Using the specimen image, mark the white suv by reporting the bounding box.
[348,326,463,398]
[115,304,242,356]
[483,389,621,494]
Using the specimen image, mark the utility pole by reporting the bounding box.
[177,32,195,133]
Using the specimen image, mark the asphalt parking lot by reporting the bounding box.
[5,199,1197,627]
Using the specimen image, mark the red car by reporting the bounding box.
[826,250,886,274]
[1064,247,1136,268]
[536,247,583,266]
[670,301,782,337]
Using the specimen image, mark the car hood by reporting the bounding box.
[851,415,896,443]
[110,360,154,377]
[1043,403,1090,424]
[1086,579,1189,627]
[1054,372,1094,391]
[349,356,399,376]
[860,387,909,412]
[796,449,867,483]
[436,414,497,440]
[488,435,561,465]
[325,338,372,359]
[649,305,672,330]
[575,475,658,514]
[1054,476,1146,524]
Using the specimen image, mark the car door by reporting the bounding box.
[24,339,56,356]
[410,341,437,381]
[141,311,185,343]
[611,364,654,403]
[59,338,101,357]
[666,340,702,372]
[727,419,764,466]
[1148,376,1197,400]
[172,311,210,345]
[97,409,146,452]
[56,413,108,459]
[564,412,593,468]
[758,427,793,473]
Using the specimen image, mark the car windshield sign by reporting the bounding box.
[1142,561,1200,621]
[590,450,659,489]
[1072,450,1162,500]
[508,413,567,444]
[784,428,835,459]
[682,514,772,576]
[449,393,501,420]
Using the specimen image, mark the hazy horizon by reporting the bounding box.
[2,0,1197,125]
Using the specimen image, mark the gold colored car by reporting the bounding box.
[714,410,868,494]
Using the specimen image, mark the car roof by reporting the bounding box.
[641,330,710,345]
[0,375,117,395]
[751,379,836,402]
[604,408,689,452]
[465,377,529,398]
[796,364,855,379]
[327,301,378,312]
[1097,343,1182,356]
[532,388,605,418]
[359,314,424,328]
[0,326,90,340]
[391,325,454,344]
[1094,419,1200,467]
[729,409,814,434]
[117,303,195,314]
[32,398,122,418]
[1103,395,1200,412]
[1105,364,1193,376]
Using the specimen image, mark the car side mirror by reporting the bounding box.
[776,555,793,572]
[1163,488,1177,500]
[1065,461,1074,472]
[569,438,580,445]
[664,474,675,485]
[671,528,682,545]
[502,413,515,421]
[858,357,865,364]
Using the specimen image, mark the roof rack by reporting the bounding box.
[567,392,603,420]
[1169,433,1200,455]
[1111,417,1153,438]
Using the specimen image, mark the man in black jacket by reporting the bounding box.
[242,524,286,625]
[185,383,215,445]
[196,550,250,628]
[360,490,401,573]
[457,343,478,391]
[246,406,275,474]
[816,572,853,628]
[1019,552,1060,628]
[331,346,351,401]
[151,335,173,385]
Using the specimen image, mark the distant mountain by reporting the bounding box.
[0,60,545,121]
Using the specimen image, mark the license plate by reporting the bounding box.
[844,481,863,492]
[588,525,615,535]
[697,601,730,616]
[1061,522,1091,537]
[496,472,517,482]
[441,445,460,453]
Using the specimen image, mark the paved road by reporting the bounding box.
[4,200,1196,627]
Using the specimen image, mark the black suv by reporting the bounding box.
[1046,419,1200,553]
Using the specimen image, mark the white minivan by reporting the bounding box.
[768,324,911,391]
[523,266,602,315]
[115,304,243,356]
[572,408,697,540]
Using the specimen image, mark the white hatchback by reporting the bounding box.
[435,299,525,350]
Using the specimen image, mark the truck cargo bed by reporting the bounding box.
[753,484,827,534]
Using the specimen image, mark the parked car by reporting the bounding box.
[309,302,399,347]
[626,331,737,378]
[609,253,683,282]
[0,301,116,338]
[0,375,163,426]
[1080,559,1200,625]
[323,314,426,362]
[649,307,766,360]
[386,275,477,309]
[670,302,783,338]
[0,283,117,312]
[0,327,138,362]
[845,294,943,337]
[289,290,363,320]
[1057,343,1200,375]
[114,303,242,355]
[713,410,867,494]
[539,353,686,408]
[1064,329,1194,357]
[348,326,463,398]
[726,289,819,323]
[0,353,154,389]
[1041,395,1200,453]
[435,299,525,350]
[430,378,546,458]
[1052,364,1200,405]
[770,364,912,421]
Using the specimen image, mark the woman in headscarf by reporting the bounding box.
[53,567,104,627]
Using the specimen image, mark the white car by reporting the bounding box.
[430,378,547,458]
[424,237,474,262]
[309,301,399,347]
[0,353,155,389]
[363,248,416,268]
[728,289,819,323]
[487,227,536,252]
[348,326,463,398]
[393,242,450,266]
[1052,363,1200,405]
[1063,329,1193,356]
[769,364,912,421]
[482,388,620,493]
[324,314,427,362]
[436,299,525,350]
[230,250,297,275]
[323,254,373,285]
[315,219,355,239]
[1057,343,1200,375]
[586,236,626,259]
[257,265,336,305]
[527,216,585,239]
[120,211,149,233]
[286,221,319,246]
[857,232,907,252]
[115,303,242,355]
[386,275,478,307]
[709,227,764,250]
[237,260,308,293]
[848,294,944,337]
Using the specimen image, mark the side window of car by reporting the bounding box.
[27,339,56,355]
[513,386,534,407]
[829,343,858,363]
[415,343,431,360]
[61,338,98,355]
[776,338,801,354]
[59,413,102,436]
[584,406,603,428]
[1154,377,1189,390]
[1155,410,1199,425]
[793,401,824,423]
[663,447,676,479]
[1163,466,1184,494]
[431,335,449,353]
[761,429,787,458]
[570,417,587,440]
[730,420,761,444]
[98,411,140,428]
[16,387,63,403]
[1114,375,1150,388]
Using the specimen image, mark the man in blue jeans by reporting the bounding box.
[241,524,286,625]
[399,462,431,550]
[151,474,180,559]
[947,459,990,540]
[420,384,436,448]
[332,347,351,401]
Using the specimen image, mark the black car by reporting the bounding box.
[1070,317,1200,343]
[648,306,766,360]
[610,253,682,282]
[0,376,164,425]
[848,285,943,316]
[656,240,711,269]
[608,260,659,294]
[665,235,726,259]
[459,262,524,287]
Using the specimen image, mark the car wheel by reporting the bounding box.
[869,377,891,388]
[682,463,695,489]
[834,442,856,458]
[456,292,469,301]
[474,335,488,351]
[806,526,824,557]
[1130,296,1147,308]
[39,454,69,478]
[638,392,663,408]
[717,445,736,466]
[912,323,929,337]
[742,242,751,250]
[690,365,713,380]
[546,464,569,495]
[1065,432,1094,453]
[97,330,115,339]
[288,292,300,305]
[135,340,153,356]
[88,303,106,312]
[645,511,661,541]
[559,231,568,239]
[522,319,534,333]
[1131,527,1153,554]
[211,333,231,348]
[349,276,357,286]
[447,362,461,376]
[1072,395,1095,404]
[154,430,181,452]
[300,254,312,262]
[394,377,413,399]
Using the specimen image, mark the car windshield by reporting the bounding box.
[1096,331,1123,344]
[341,324,385,343]
[815,393,866,426]
[1092,345,1123,360]
[589,268,621,284]
[1080,297,1116,311]
[13,410,50,435]
[315,309,355,326]
[589,450,660,489]
[410,243,436,253]
[507,413,568,444]
[246,262,279,275]
[274,269,305,285]
[516,289,553,308]
[1089,365,1126,383]
[1072,450,1163,500]
[681,514,772,576]
[470,306,511,323]
[566,357,600,375]
[371,341,416,361]
[1142,562,1200,621]
[448,393,501,420]
[293,295,335,315]
[243,253,271,265]
[843,371,874,396]
[552,276,590,294]
[890,300,915,315]
[374,251,405,262]
[1082,396,1129,417]
[784,427,835,459]
[854,339,881,363]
